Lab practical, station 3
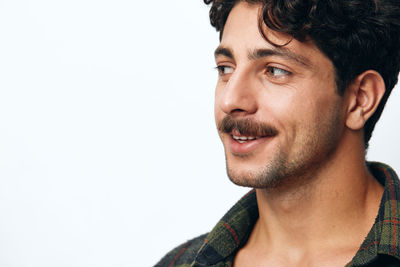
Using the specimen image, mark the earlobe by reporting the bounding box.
[345,70,386,130]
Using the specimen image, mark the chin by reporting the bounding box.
[225,158,287,189]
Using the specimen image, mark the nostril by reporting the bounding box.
[230,108,247,115]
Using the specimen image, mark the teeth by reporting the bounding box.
[232,135,257,141]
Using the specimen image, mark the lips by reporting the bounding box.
[231,129,259,143]
[228,130,274,154]
[218,116,278,154]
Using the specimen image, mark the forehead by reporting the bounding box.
[220,2,266,50]
[219,2,330,67]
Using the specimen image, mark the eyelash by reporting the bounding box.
[215,65,233,76]
[265,66,291,78]
[215,65,292,80]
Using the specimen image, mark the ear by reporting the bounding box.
[345,70,386,130]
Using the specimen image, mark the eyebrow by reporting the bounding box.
[249,47,312,67]
[214,46,312,68]
[214,47,234,60]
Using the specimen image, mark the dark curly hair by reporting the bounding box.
[204,0,400,149]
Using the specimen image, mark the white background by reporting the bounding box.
[0,1,399,266]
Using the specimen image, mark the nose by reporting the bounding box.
[217,69,258,116]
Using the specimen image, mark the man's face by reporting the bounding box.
[214,2,345,188]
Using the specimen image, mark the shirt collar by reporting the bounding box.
[193,190,258,266]
[350,162,400,265]
[192,162,400,266]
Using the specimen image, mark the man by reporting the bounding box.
[156,0,400,266]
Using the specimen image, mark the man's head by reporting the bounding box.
[206,0,400,149]
[207,0,400,188]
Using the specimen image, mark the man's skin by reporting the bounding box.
[214,2,386,266]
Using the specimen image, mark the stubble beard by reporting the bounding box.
[226,148,295,189]
[222,107,342,190]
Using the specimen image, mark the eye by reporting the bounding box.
[266,66,291,78]
[216,65,234,76]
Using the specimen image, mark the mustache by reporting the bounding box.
[217,115,279,137]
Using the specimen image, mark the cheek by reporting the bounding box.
[261,89,322,144]
[214,82,225,105]
[214,85,226,126]
[259,88,297,126]
[214,90,221,117]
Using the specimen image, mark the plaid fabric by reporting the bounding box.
[155,162,400,267]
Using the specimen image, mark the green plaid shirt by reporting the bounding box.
[156,162,400,266]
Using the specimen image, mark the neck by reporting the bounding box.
[252,132,384,254]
